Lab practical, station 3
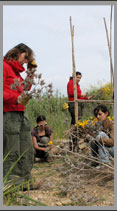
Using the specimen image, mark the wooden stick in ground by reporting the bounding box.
[103,17,114,100]
[110,5,113,88]
[69,16,78,125]
[110,5,114,116]
[70,16,79,152]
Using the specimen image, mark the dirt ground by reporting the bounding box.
[20,140,114,207]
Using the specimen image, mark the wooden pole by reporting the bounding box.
[103,6,114,116]
[110,5,114,116]
[70,16,78,125]
[103,17,114,99]
[110,5,113,89]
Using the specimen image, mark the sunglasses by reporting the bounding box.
[38,123,47,127]
[97,113,102,116]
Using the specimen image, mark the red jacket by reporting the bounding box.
[67,78,88,101]
[3,59,29,112]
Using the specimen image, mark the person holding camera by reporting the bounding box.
[31,115,53,162]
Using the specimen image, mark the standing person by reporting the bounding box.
[31,115,53,162]
[87,104,114,166]
[3,43,35,186]
[67,71,92,125]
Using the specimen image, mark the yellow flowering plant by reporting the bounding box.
[48,140,53,145]
[62,103,69,110]
[70,117,104,139]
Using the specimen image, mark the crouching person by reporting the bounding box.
[89,104,114,166]
[31,115,53,162]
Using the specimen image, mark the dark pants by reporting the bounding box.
[3,111,34,184]
[68,102,84,125]
[35,137,50,161]
[90,140,99,157]
[35,150,49,161]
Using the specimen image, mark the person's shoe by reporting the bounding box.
[95,165,101,169]
[34,157,40,162]
[22,183,40,191]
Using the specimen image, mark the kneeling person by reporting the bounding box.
[31,115,53,162]
[89,104,114,165]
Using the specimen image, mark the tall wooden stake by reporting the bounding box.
[70,16,78,125]
[110,5,114,95]
[103,17,114,99]
[103,5,114,115]
[110,5,114,115]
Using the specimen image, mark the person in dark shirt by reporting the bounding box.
[31,115,53,162]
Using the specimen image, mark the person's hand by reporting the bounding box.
[17,95,30,105]
[88,96,92,100]
[88,94,96,99]
[85,134,94,142]
[96,136,103,144]
[44,146,51,152]
[81,93,87,97]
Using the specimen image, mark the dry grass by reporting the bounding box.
[18,140,114,206]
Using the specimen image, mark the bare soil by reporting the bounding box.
[20,140,114,207]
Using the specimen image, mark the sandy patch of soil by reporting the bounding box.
[20,140,114,207]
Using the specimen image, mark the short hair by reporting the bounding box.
[70,71,82,79]
[36,115,46,123]
[94,104,110,117]
[76,71,82,76]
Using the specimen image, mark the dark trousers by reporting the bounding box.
[35,136,50,161]
[90,140,99,157]
[68,102,84,125]
[35,150,49,161]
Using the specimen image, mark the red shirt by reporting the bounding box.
[67,78,88,101]
[3,59,27,112]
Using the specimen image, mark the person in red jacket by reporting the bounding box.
[3,43,35,189]
[67,71,92,125]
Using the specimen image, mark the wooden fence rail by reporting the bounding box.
[68,100,114,104]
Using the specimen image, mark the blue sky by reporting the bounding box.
[3,5,114,96]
